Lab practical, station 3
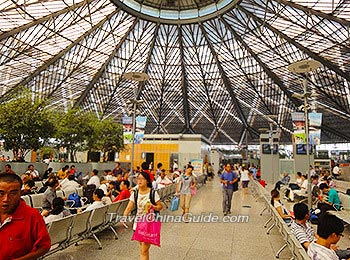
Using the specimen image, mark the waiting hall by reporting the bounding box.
[41,177,349,260]
[1,0,350,259]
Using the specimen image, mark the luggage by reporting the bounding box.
[83,184,96,204]
[67,192,82,207]
[170,196,179,211]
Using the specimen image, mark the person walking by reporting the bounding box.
[123,171,163,260]
[220,163,238,216]
[176,165,197,222]
[240,166,250,194]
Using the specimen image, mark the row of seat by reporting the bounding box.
[250,177,311,260]
[158,184,176,208]
[40,184,177,258]
[41,199,129,259]
[21,187,84,209]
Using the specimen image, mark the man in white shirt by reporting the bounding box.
[87,169,100,187]
[26,164,40,181]
[60,174,80,190]
[156,170,172,188]
[84,189,105,211]
[309,165,316,177]
[173,160,178,171]
[292,203,350,259]
[172,171,181,184]
[332,165,340,178]
[289,174,308,202]
[307,213,344,260]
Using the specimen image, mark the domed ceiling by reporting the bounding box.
[0,0,349,145]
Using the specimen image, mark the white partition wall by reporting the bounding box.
[293,144,314,175]
[260,133,280,185]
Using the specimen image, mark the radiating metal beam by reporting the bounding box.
[0,0,95,41]
[74,18,139,108]
[199,23,260,138]
[208,18,272,142]
[220,16,301,109]
[101,20,161,119]
[275,0,350,27]
[215,18,274,115]
[321,124,350,142]
[0,9,119,102]
[238,6,350,83]
[178,25,195,134]
[187,25,219,130]
[136,24,160,100]
[257,0,350,54]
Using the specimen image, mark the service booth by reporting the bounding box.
[260,132,280,184]
[117,134,212,171]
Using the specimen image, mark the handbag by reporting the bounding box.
[132,211,161,247]
[232,181,238,192]
[170,196,179,211]
[190,187,197,195]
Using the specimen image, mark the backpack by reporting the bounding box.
[67,192,82,208]
[133,188,159,214]
[309,209,319,224]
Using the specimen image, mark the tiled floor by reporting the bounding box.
[45,178,349,259]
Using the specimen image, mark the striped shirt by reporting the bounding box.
[307,242,339,260]
[290,220,315,246]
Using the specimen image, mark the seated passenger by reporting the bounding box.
[113,180,131,202]
[326,176,336,188]
[156,170,172,188]
[292,203,350,259]
[332,164,340,179]
[311,175,321,204]
[291,203,315,250]
[60,174,80,190]
[26,164,40,181]
[84,189,105,211]
[307,213,345,260]
[289,174,308,202]
[319,183,341,210]
[86,169,100,188]
[21,179,36,195]
[57,165,69,180]
[289,171,303,190]
[172,171,181,184]
[44,197,71,224]
[274,172,290,191]
[104,169,116,182]
[41,177,60,217]
[106,181,118,201]
[271,189,293,224]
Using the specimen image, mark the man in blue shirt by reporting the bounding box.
[221,163,238,216]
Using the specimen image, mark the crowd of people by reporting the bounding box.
[270,166,350,260]
[1,159,349,260]
[0,160,204,259]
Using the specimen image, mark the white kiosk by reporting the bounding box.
[260,132,280,185]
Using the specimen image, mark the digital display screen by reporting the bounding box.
[262,144,278,154]
[296,144,313,155]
